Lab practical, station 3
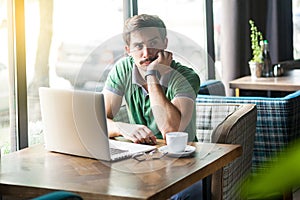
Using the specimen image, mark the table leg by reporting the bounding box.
[283,189,293,200]
[203,175,212,200]
[235,88,240,97]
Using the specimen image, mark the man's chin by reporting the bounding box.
[138,64,149,70]
[139,63,150,70]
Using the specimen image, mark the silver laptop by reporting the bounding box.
[39,87,156,161]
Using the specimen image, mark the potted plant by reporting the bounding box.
[249,19,263,79]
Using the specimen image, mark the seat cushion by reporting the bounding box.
[196,103,240,142]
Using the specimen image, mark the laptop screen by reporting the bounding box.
[39,87,111,160]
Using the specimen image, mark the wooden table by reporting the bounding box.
[0,142,242,200]
[230,69,300,96]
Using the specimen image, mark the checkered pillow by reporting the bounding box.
[196,103,240,142]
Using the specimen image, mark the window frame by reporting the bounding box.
[10,0,28,151]
[206,0,215,79]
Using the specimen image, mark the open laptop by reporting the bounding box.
[39,87,156,161]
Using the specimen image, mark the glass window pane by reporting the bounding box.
[25,0,124,146]
[0,0,11,154]
[293,0,300,59]
[138,0,208,80]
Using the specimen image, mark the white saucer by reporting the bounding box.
[158,145,196,158]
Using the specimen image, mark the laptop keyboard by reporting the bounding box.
[109,139,156,161]
[110,148,129,155]
[110,147,132,161]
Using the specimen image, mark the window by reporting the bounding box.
[138,0,209,81]
[293,0,300,59]
[0,0,11,154]
[25,0,124,146]
[7,0,215,150]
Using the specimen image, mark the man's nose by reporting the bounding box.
[142,46,154,57]
[142,46,150,57]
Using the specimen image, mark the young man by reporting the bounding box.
[103,14,203,200]
[103,14,200,145]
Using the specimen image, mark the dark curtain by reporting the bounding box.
[266,0,293,63]
[221,0,293,96]
[221,0,249,96]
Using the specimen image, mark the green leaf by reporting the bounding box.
[248,19,264,62]
[241,140,300,198]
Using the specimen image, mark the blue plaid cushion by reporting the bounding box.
[196,90,300,174]
[199,80,226,96]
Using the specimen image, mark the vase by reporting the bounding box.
[248,61,262,80]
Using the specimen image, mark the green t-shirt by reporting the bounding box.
[105,56,200,141]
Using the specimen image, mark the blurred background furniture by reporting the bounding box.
[199,80,226,96]
[229,69,300,97]
[276,59,300,70]
[197,90,300,177]
[32,191,83,200]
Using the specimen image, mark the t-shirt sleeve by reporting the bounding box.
[171,69,200,100]
[104,60,127,96]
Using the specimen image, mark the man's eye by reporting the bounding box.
[149,40,158,48]
[135,44,144,50]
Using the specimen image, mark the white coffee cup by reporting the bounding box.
[166,132,188,153]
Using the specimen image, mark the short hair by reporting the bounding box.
[123,14,167,46]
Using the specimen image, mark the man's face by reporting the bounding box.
[125,27,167,70]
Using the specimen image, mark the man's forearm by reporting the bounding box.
[106,118,122,138]
[147,75,182,137]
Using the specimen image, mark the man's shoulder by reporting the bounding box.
[171,61,199,77]
[113,56,134,73]
[116,56,134,66]
[171,60,200,87]
[171,60,193,70]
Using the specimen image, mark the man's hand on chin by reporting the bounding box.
[146,51,173,77]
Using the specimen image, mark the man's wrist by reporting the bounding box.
[145,70,161,81]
